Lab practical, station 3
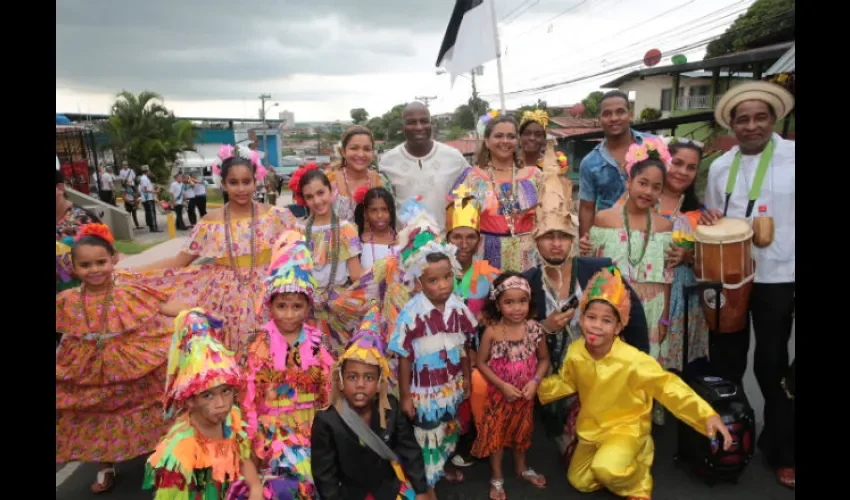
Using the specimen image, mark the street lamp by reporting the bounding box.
[259,94,279,169]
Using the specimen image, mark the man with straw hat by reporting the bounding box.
[523,143,649,467]
[311,304,430,500]
[700,80,795,489]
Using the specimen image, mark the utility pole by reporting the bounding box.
[415,96,438,108]
[470,71,480,140]
[259,93,271,168]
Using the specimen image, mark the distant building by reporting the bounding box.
[279,110,295,130]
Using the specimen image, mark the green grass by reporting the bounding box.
[114,239,166,255]
[206,186,224,204]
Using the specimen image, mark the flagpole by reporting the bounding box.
[487,0,507,113]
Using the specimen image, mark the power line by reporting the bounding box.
[483,7,795,98]
[514,0,594,38]
[500,0,539,25]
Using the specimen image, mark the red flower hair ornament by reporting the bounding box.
[75,223,115,245]
[289,163,319,206]
[353,186,370,205]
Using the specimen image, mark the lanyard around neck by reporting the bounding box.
[724,139,775,218]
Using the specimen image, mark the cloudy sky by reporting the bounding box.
[56,0,753,122]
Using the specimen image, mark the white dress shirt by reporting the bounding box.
[379,141,468,232]
[704,133,795,283]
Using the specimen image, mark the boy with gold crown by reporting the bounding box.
[143,308,249,500]
[537,266,733,500]
[233,231,335,500]
[444,187,500,469]
[311,304,430,500]
[388,204,477,491]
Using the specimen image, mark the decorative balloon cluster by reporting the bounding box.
[476,109,500,138]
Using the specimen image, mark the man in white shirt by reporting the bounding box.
[170,173,188,230]
[139,165,162,232]
[379,102,469,232]
[99,166,116,206]
[700,81,795,488]
[182,175,197,226]
[192,174,208,217]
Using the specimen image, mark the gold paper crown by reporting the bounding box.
[579,266,631,326]
[446,184,480,233]
[533,141,577,239]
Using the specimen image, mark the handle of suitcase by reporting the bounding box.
[682,281,723,381]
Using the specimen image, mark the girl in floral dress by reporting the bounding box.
[326,125,394,224]
[288,165,363,353]
[130,148,296,353]
[582,138,674,423]
[232,231,334,500]
[458,115,542,273]
[473,273,550,500]
[56,224,185,493]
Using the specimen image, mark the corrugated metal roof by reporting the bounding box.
[765,43,795,75]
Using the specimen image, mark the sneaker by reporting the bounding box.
[451,455,476,468]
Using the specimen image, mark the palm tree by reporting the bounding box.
[102,90,197,183]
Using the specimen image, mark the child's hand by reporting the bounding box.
[501,383,523,402]
[401,395,416,420]
[706,415,733,451]
[521,380,540,400]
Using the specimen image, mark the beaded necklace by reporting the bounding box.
[305,210,341,297]
[341,167,374,199]
[224,201,257,286]
[366,227,397,263]
[486,161,520,236]
[621,201,653,268]
[81,277,115,349]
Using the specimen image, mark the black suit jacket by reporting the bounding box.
[522,257,649,354]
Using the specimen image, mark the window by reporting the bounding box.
[690,84,710,96]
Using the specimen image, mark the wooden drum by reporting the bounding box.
[694,218,755,333]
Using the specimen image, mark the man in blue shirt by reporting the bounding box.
[578,91,654,238]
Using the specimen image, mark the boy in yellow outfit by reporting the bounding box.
[537,266,733,500]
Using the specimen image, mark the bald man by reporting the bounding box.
[379,102,469,232]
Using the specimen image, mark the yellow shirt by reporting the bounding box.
[538,337,717,444]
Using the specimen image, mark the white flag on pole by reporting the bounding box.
[435,0,499,85]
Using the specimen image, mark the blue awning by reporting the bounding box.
[56,114,72,125]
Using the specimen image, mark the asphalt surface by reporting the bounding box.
[56,416,794,500]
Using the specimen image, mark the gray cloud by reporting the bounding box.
[57,0,570,102]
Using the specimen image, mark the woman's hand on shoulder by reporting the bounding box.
[654,215,673,232]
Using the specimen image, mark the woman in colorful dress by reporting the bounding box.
[129,148,296,353]
[601,138,709,373]
[288,165,363,352]
[581,137,674,424]
[326,125,394,224]
[234,231,334,500]
[56,224,183,493]
[459,115,542,272]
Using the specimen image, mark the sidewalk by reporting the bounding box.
[117,192,294,268]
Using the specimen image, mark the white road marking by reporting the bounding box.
[56,461,82,488]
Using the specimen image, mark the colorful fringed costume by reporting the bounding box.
[537,267,718,499]
[56,275,172,464]
[129,205,297,353]
[144,309,247,500]
[234,232,334,500]
[312,305,428,500]
[388,210,477,487]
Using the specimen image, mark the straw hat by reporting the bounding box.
[714,81,795,130]
[533,142,578,239]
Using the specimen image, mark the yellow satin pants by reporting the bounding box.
[567,434,655,499]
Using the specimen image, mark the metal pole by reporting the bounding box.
[487,0,507,113]
[259,94,271,168]
[471,72,480,140]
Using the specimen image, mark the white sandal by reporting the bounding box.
[91,467,116,494]
[489,479,506,500]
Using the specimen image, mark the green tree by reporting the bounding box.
[444,125,468,141]
[350,108,369,125]
[101,90,197,184]
[581,91,605,118]
[639,107,663,123]
[705,0,795,58]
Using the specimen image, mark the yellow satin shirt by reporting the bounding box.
[538,337,717,444]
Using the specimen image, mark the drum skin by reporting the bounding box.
[694,218,755,333]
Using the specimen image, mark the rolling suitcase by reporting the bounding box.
[673,281,755,485]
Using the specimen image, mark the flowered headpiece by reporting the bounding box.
[489,275,531,300]
[396,197,460,281]
[476,109,502,137]
[353,185,370,205]
[257,231,319,314]
[288,163,320,206]
[579,266,631,326]
[624,136,672,176]
[164,308,242,417]
[330,303,393,427]
[211,144,268,182]
[75,223,115,245]
[520,109,550,131]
